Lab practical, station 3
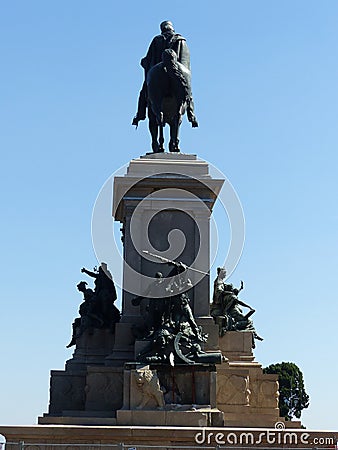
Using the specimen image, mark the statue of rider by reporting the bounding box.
[132,20,198,128]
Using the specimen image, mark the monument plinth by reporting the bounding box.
[107,153,223,365]
[39,153,287,429]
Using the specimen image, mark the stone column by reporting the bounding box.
[107,153,223,364]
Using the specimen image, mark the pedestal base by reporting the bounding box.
[117,407,224,426]
[41,327,123,423]
[219,331,255,361]
[66,328,116,370]
[214,332,285,427]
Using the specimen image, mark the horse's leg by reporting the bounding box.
[148,109,160,153]
[158,112,165,152]
[169,114,182,152]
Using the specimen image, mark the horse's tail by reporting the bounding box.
[162,49,190,101]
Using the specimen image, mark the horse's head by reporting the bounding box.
[162,48,177,65]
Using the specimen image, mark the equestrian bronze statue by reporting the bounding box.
[132,21,198,153]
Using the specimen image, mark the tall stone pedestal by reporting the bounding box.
[108,153,224,365]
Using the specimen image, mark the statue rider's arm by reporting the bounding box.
[141,36,159,71]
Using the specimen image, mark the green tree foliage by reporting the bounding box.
[263,362,310,420]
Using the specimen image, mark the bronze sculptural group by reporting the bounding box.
[66,263,120,348]
[210,267,263,348]
[133,21,198,153]
[132,260,222,365]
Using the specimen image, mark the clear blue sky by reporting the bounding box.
[0,0,337,430]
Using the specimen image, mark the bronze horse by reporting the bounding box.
[146,49,198,153]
